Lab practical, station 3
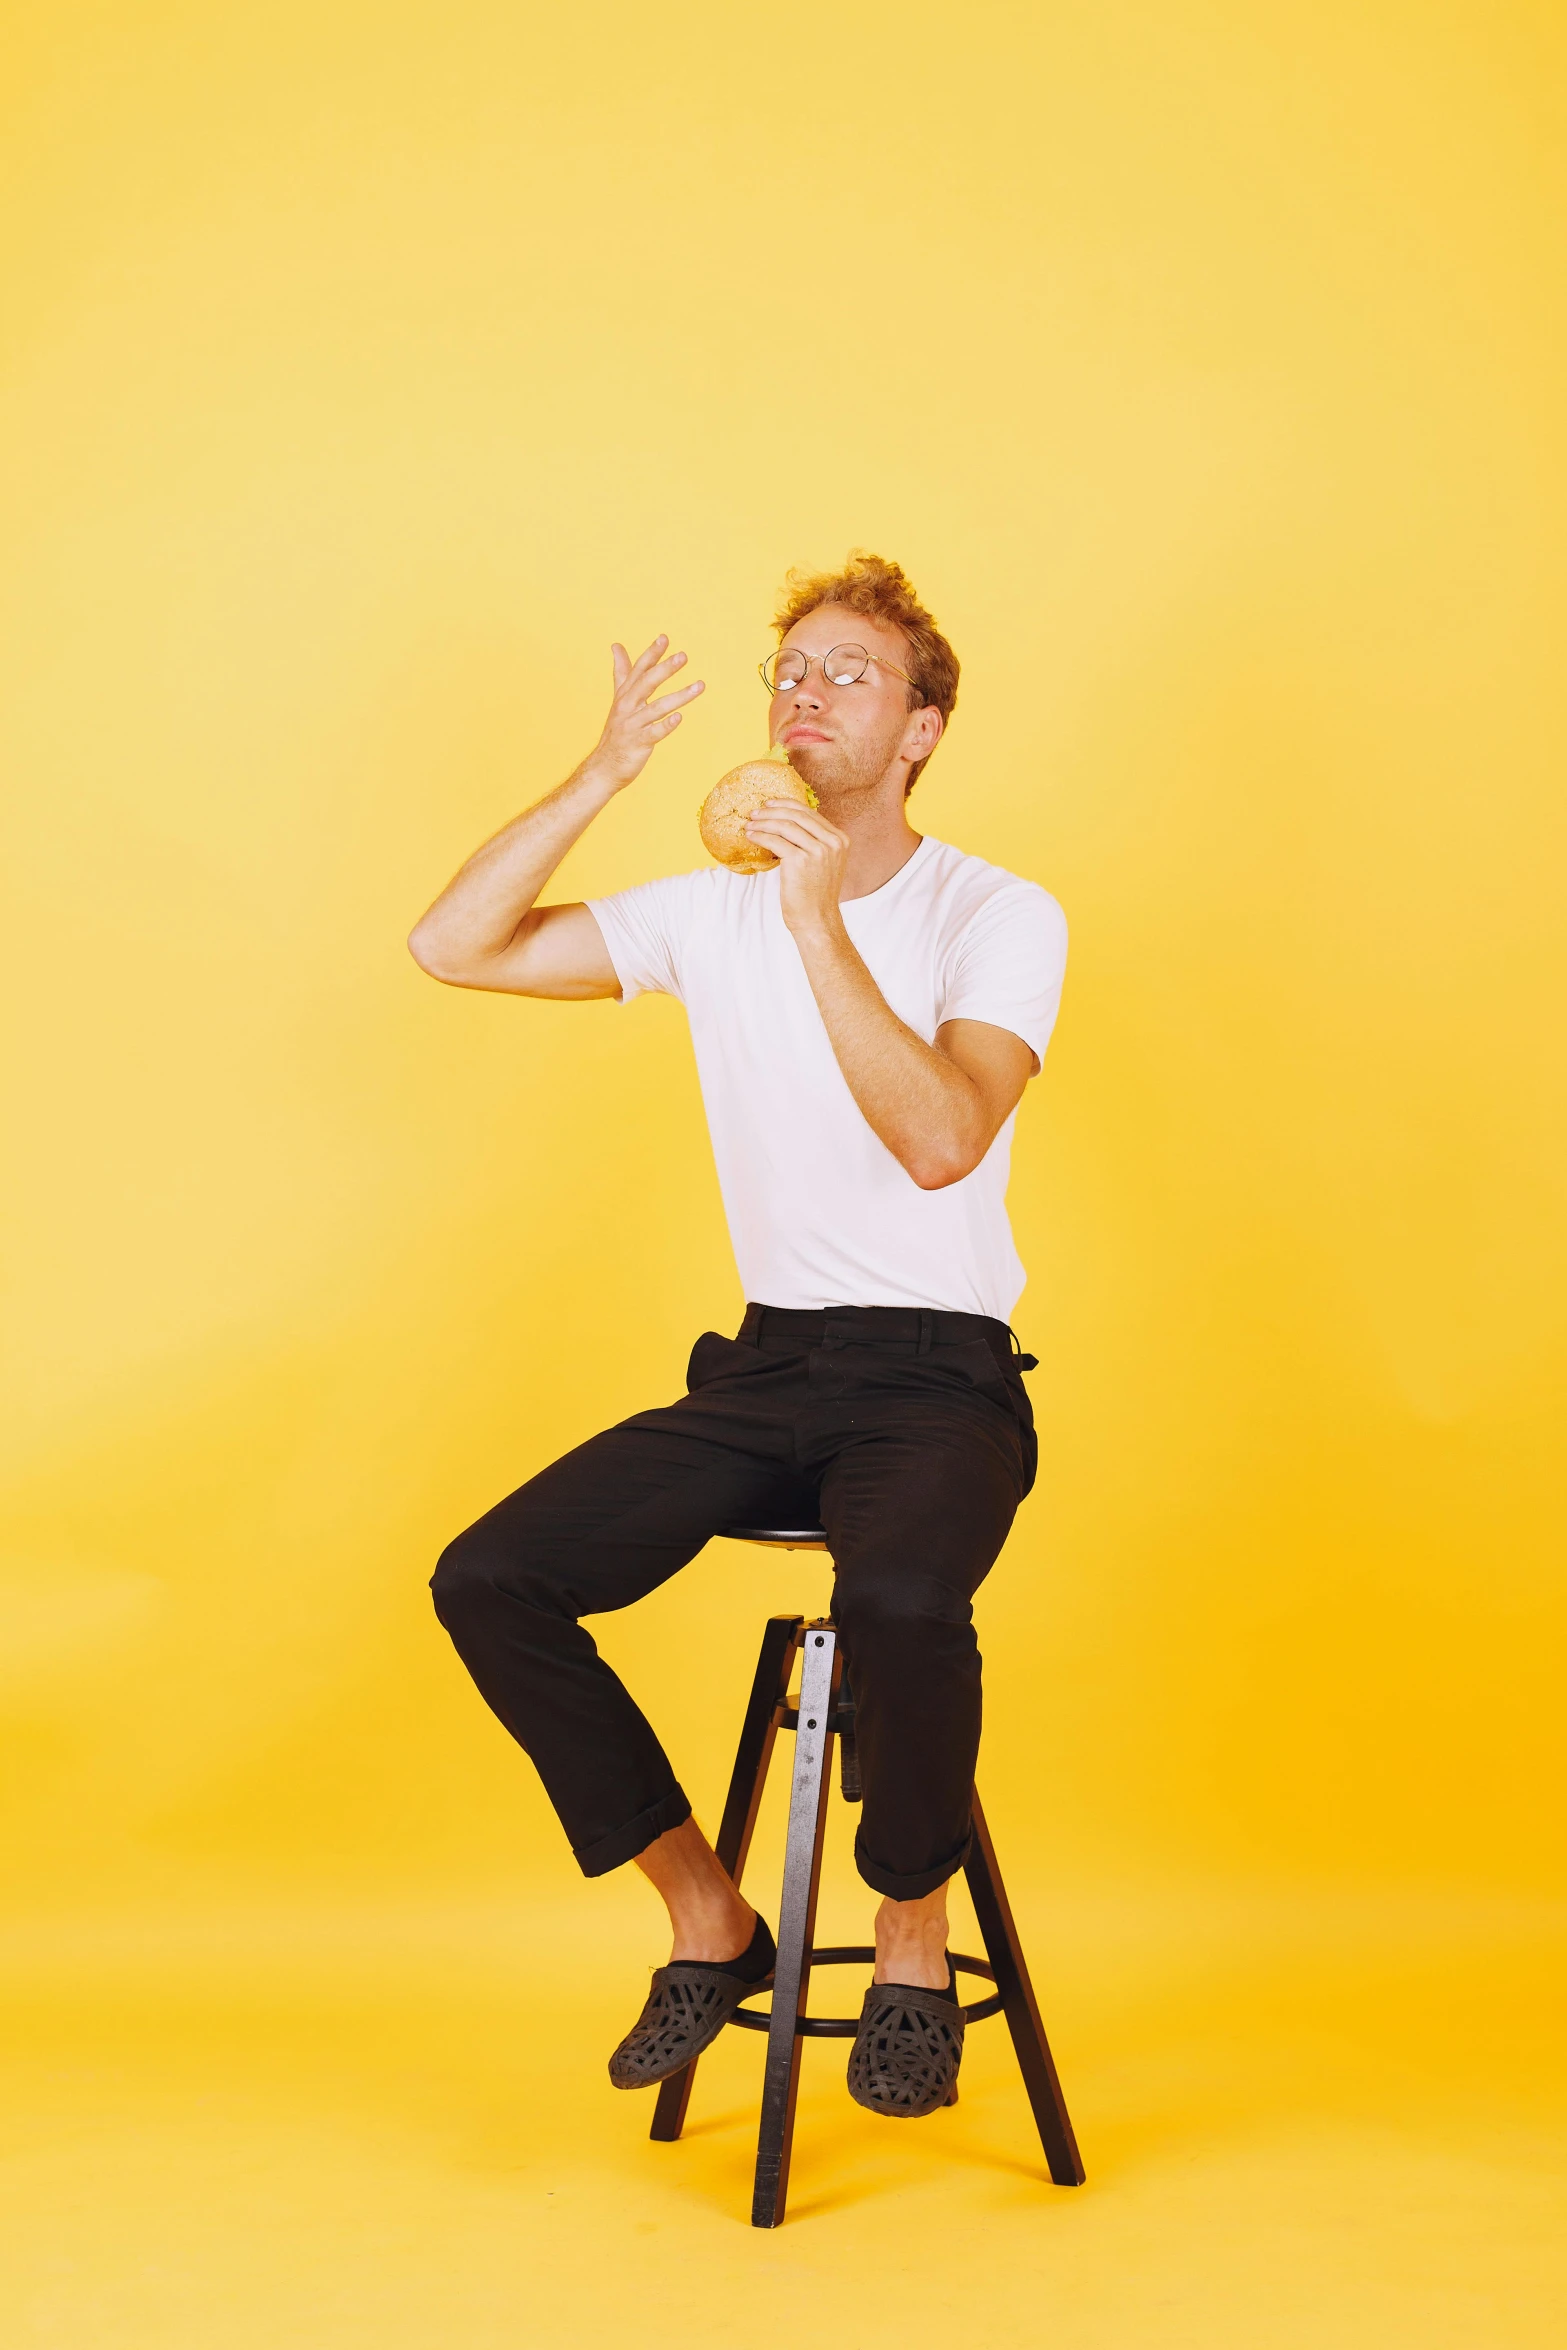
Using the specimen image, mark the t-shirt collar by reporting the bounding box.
[839,832,931,912]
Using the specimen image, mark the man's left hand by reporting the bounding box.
[744,801,851,938]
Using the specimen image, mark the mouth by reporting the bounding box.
[782,724,831,746]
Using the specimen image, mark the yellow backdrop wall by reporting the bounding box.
[2,1,1563,2340]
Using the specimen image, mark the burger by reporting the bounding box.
[698,757,818,874]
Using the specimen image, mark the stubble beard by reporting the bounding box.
[783,727,905,817]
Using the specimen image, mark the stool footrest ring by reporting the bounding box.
[727,1946,1002,2037]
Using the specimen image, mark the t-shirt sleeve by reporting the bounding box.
[584,871,704,1005]
[939,882,1068,1068]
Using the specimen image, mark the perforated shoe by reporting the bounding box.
[607,1917,776,2090]
[846,1966,965,2118]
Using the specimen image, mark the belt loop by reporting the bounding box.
[741,1302,764,1342]
[917,1309,933,1356]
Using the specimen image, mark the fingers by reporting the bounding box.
[744,823,833,860]
[611,633,713,702]
[625,633,668,675]
[598,630,707,783]
[618,652,700,720]
[635,653,691,700]
[646,680,706,718]
[595,629,706,783]
[610,635,678,690]
[744,803,847,851]
[626,635,677,686]
[757,798,844,830]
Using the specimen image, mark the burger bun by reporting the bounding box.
[698,760,818,874]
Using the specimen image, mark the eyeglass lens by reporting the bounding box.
[766,644,870,692]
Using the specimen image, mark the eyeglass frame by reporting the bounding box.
[758,642,922,699]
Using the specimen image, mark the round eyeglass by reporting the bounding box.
[759,643,919,695]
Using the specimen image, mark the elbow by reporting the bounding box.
[407,921,467,985]
[905,1146,981,1193]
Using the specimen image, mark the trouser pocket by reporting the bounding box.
[685,1330,766,1392]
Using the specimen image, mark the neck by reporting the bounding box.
[815,776,923,902]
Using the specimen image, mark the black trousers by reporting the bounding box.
[431,1303,1037,1901]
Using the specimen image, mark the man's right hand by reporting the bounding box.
[407,630,704,999]
[582,636,706,792]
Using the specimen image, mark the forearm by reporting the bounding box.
[409,634,702,989]
[408,757,618,980]
[792,919,989,1190]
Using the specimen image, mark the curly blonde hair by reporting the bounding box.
[773,551,959,794]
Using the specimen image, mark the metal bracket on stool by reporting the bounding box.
[753,1619,838,2224]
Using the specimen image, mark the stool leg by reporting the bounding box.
[963,1789,1086,2185]
[650,1614,803,2144]
[752,1621,839,2228]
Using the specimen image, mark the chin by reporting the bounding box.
[785,742,853,794]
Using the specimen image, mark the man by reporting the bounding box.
[410,553,1067,2119]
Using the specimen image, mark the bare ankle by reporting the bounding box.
[634,1817,755,1962]
[668,1893,756,1966]
[872,1890,952,1989]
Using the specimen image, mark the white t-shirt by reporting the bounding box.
[586,836,1067,1321]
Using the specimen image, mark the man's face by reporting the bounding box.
[766,603,932,803]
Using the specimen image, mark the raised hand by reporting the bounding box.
[584,636,706,791]
[743,799,851,938]
[408,630,704,997]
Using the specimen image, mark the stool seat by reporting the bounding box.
[724,1525,829,1550]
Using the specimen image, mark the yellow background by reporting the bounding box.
[3,1,1563,2340]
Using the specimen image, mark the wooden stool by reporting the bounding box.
[650,1523,1085,2227]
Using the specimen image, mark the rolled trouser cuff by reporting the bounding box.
[574,1786,692,1878]
[853,1821,971,1902]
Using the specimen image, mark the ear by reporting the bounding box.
[902,704,944,765]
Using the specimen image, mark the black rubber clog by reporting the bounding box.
[845,1967,965,2119]
[607,1920,777,2089]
